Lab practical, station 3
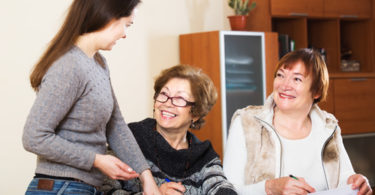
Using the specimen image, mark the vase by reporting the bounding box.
[228,15,247,31]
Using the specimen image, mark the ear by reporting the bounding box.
[313,93,321,100]
[192,116,200,123]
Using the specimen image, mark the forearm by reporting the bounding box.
[107,96,149,173]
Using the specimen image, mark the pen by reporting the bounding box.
[289,174,298,180]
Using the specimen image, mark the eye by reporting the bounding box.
[276,72,284,78]
[294,77,302,82]
[159,91,168,96]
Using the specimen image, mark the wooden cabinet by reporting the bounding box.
[324,0,372,18]
[247,0,375,135]
[332,78,375,134]
[179,31,279,158]
[271,0,324,17]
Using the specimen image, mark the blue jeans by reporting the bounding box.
[25,178,103,195]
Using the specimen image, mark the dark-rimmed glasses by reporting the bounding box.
[155,92,195,107]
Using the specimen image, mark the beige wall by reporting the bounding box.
[0,0,232,193]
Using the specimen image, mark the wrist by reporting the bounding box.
[139,169,153,183]
[93,154,103,168]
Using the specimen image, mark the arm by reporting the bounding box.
[202,157,237,195]
[223,116,266,194]
[335,127,372,195]
[106,93,149,174]
[106,91,160,194]
[22,61,95,171]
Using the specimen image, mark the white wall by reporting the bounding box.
[0,0,232,194]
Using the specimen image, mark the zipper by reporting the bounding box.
[320,126,337,190]
[255,116,283,177]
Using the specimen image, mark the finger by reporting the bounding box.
[358,182,370,195]
[353,176,365,189]
[347,175,355,185]
[117,173,139,180]
[294,180,315,193]
[166,188,184,195]
[116,160,137,174]
[166,182,186,193]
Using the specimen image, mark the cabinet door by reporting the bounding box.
[271,0,324,17]
[333,78,375,134]
[324,0,372,18]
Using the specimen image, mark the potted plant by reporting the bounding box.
[228,0,256,31]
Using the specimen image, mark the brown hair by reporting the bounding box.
[154,64,218,129]
[274,48,329,103]
[30,0,140,91]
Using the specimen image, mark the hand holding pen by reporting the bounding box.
[265,174,315,195]
[159,178,186,195]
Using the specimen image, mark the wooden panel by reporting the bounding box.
[333,78,375,134]
[324,0,372,18]
[264,32,279,96]
[308,19,340,73]
[340,20,372,72]
[246,0,272,31]
[179,31,224,158]
[272,18,308,49]
[271,0,324,17]
[317,79,334,114]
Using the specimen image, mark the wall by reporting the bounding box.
[0,0,232,193]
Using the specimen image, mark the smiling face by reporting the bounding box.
[273,61,318,113]
[96,10,136,51]
[154,78,196,132]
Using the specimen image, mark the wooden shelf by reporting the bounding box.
[330,72,375,78]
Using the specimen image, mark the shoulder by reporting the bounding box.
[311,104,339,131]
[45,47,90,81]
[232,105,263,120]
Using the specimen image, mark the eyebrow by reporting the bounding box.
[162,87,192,98]
[279,68,305,77]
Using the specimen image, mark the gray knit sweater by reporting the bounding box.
[22,46,149,187]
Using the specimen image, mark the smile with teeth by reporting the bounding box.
[161,110,177,118]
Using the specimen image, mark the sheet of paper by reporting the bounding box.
[309,184,358,195]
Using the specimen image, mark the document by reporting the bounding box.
[309,184,358,195]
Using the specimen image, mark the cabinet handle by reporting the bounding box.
[340,15,358,18]
[350,78,367,81]
[289,12,308,16]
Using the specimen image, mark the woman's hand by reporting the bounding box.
[93,154,139,180]
[159,181,186,195]
[265,176,316,195]
[347,174,372,195]
[139,169,161,195]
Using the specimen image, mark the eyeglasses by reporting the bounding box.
[155,92,195,107]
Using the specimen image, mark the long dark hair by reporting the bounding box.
[30,0,140,91]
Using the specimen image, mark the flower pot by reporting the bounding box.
[228,15,247,31]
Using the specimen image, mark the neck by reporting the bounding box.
[273,106,312,139]
[156,125,188,150]
[75,33,97,58]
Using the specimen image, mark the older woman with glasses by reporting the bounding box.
[102,64,237,194]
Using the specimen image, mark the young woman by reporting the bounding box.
[22,0,160,194]
[223,49,372,195]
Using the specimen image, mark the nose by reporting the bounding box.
[281,77,292,91]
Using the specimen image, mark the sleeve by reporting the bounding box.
[201,157,238,195]
[22,61,96,171]
[106,91,149,174]
[335,126,355,187]
[223,116,267,195]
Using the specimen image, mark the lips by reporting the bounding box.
[279,92,295,99]
[161,110,177,119]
